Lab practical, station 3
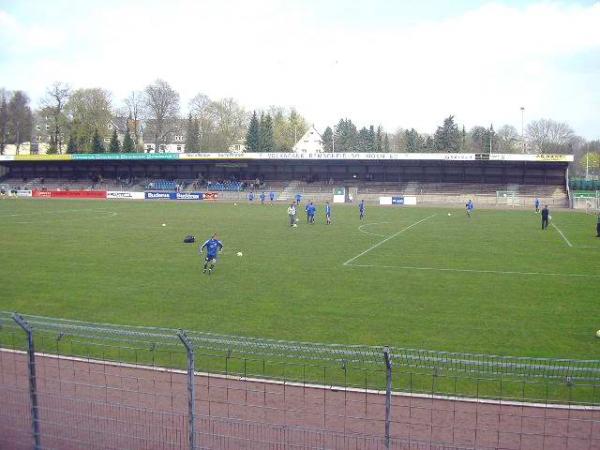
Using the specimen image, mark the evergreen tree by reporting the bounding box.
[47,134,58,154]
[334,118,358,152]
[434,115,461,152]
[322,126,333,152]
[245,110,260,152]
[66,134,78,154]
[184,113,199,152]
[357,127,370,152]
[259,114,274,152]
[122,128,135,153]
[376,126,383,152]
[405,129,423,152]
[91,129,105,153]
[109,128,121,153]
[384,134,390,152]
[461,125,467,152]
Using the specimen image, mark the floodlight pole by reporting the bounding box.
[383,346,392,449]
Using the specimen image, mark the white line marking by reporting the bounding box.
[343,214,436,266]
[551,223,573,247]
[348,263,600,278]
[357,221,390,237]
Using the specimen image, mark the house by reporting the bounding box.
[292,125,324,153]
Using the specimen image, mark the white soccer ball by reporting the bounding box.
[234,203,237,206]
[447,213,451,216]
[293,224,298,227]
[236,251,243,257]
[162,223,166,227]
[549,215,552,221]
[596,329,600,338]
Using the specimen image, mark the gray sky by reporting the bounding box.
[1,0,599,138]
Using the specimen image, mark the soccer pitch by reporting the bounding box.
[1,199,599,360]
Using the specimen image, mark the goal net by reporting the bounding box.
[496,191,520,207]
[573,191,600,213]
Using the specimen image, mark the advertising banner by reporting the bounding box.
[32,190,52,198]
[16,190,32,197]
[107,191,144,200]
[145,191,206,200]
[392,196,405,205]
[73,153,179,161]
[145,191,173,200]
[203,192,218,201]
[49,190,107,199]
[379,196,392,205]
[175,192,203,200]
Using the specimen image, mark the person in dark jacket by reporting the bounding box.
[541,205,550,230]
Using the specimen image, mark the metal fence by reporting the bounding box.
[1,311,599,450]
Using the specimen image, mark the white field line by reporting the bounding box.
[551,222,573,247]
[348,263,600,278]
[357,221,390,237]
[343,214,436,266]
[1,348,598,411]
[0,208,117,218]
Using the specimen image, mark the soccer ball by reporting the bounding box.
[549,215,552,221]
[447,213,451,216]
[596,329,600,338]
[293,224,298,227]
[162,223,166,227]
[234,203,237,206]
[236,251,243,257]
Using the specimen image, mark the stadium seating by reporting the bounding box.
[206,181,244,191]
[147,179,178,191]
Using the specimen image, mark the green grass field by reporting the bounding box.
[1,198,599,360]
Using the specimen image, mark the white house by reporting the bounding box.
[292,125,324,154]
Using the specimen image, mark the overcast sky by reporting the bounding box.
[1,0,599,138]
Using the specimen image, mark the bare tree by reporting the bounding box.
[206,98,246,151]
[67,88,113,152]
[7,91,33,154]
[0,88,8,155]
[496,125,520,153]
[144,80,179,152]
[526,119,575,154]
[189,93,214,151]
[124,91,145,149]
[41,82,71,153]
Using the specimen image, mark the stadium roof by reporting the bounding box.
[0,152,574,163]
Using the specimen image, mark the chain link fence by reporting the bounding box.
[1,311,599,450]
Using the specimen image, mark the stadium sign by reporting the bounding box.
[16,190,32,197]
[175,192,203,200]
[145,191,205,200]
[73,153,179,160]
[107,191,144,200]
[145,191,172,200]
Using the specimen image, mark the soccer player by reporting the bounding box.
[269,191,275,204]
[359,200,365,220]
[466,199,474,218]
[307,202,316,224]
[260,192,266,204]
[295,193,302,205]
[200,233,223,275]
[596,212,600,237]
[248,191,254,202]
[541,205,550,230]
[534,197,540,213]
[287,203,297,227]
[325,201,332,225]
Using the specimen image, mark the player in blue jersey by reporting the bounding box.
[260,192,266,204]
[200,233,223,275]
[466,199,474,217]
[269,191,275,204]
[295,193,302,205]
[307,202,316,224]
[325,201,331,225]
[248,191,254,202]
[359,200,365,220]
[534,197,540,213]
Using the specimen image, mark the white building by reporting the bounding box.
[292,125,324,154]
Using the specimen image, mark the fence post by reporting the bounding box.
[12,313,42,450]
[383,346,393,450]
[177,330,196,450]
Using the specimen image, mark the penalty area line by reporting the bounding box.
[551,223,573,248]
[343,214,436,266]
[357,221,390,237]
[347,263,600,278]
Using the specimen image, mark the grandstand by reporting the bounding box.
[0,152,573,207]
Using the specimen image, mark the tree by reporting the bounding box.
[109,128,121,153]
[259,114,274,152]
[124,91,144,150]
[7,91,33,154]
[384,133,390,152]
[189,93,215,151]
[322,126,333,152]
[67,88,112,152]
[245,111,260,152]
[47,134,58,154]
[579,152,600,178]
[334,119,358,152]
[91,129,105,153]
[404,128,423,152]
[434,115,461,152]
[41,82,70,153]
[469,126,488,153]
[357,127,370,152]
[66,133,78,154]
[376,126,383,152]
[368,125,376,152]
[122,128,135,153]
[0,89,8,155]
[496,125,520,153]
[205,97,246,151]
[144,79,180,152]
[184,113,199,153]
[526,119,575,154]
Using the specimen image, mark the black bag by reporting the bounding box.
[183,235,195,244]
